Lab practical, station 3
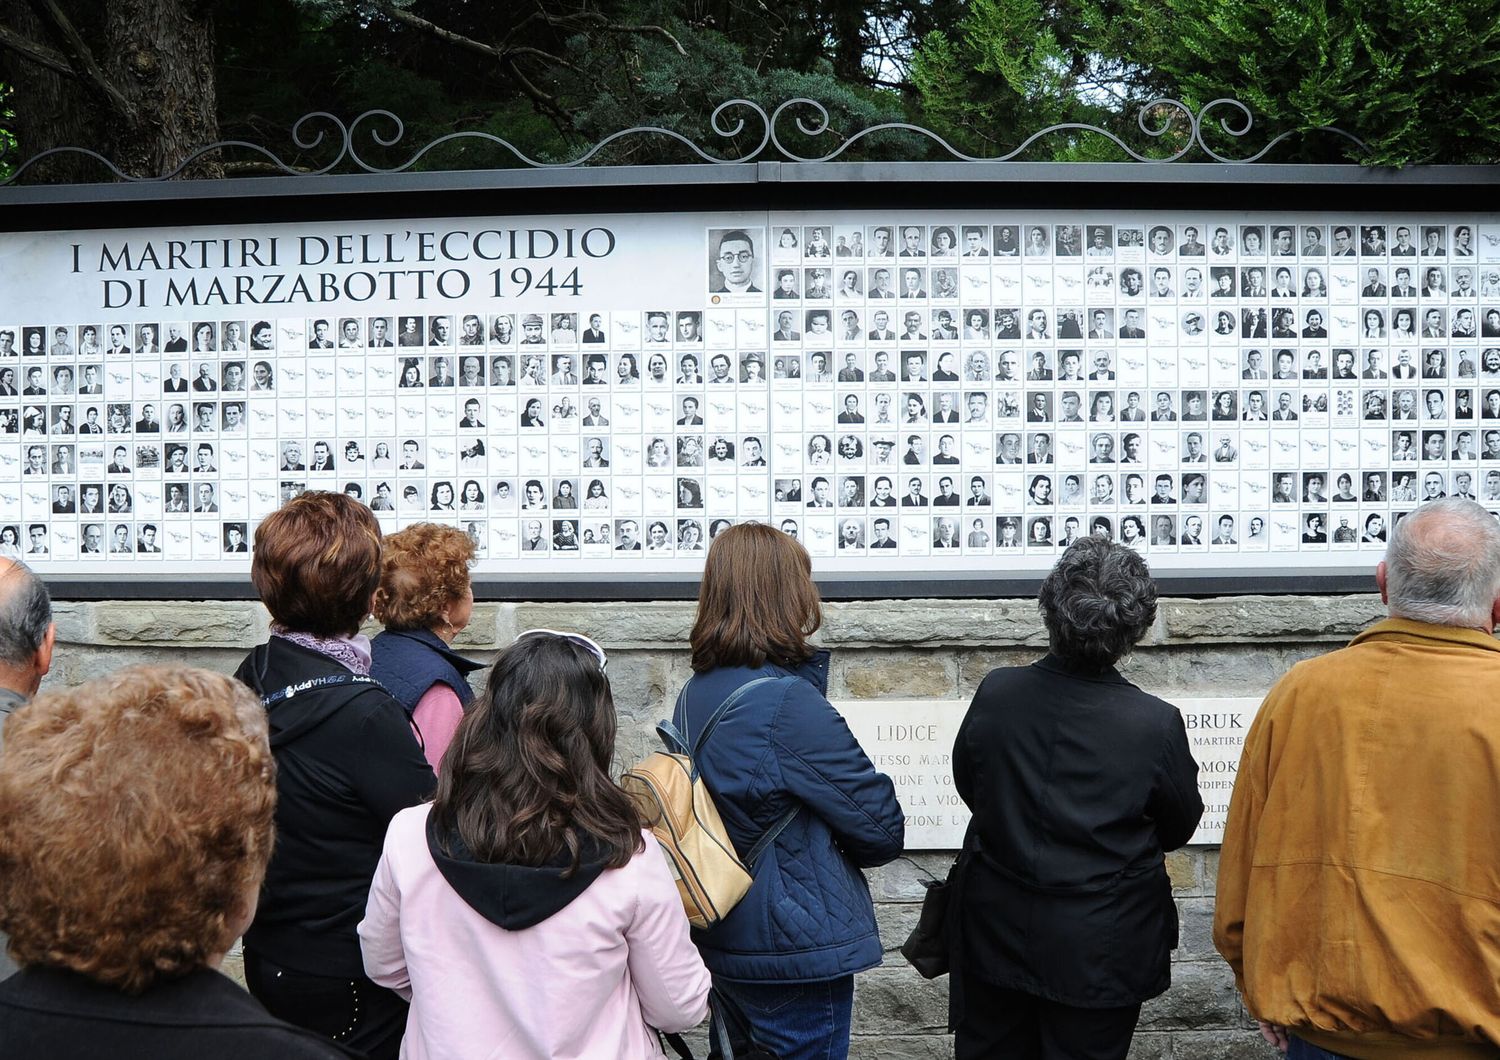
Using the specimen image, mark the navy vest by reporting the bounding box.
[369,628,483,717]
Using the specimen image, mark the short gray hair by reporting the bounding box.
[0,562,51,666]
[1385,498,1500,628]
[1038,536,1158,670]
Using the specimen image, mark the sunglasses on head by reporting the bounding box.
[513,628,607,672]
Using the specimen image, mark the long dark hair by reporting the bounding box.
[430,636,643,871]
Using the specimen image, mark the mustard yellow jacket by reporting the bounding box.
[1214,618,1500,1060]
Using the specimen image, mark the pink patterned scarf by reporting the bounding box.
[271,626,373,675]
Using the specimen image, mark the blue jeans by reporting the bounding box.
[712,976,854,1060]
[1288,1036,1351,1060]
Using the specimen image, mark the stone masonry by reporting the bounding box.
[44,592,1391,1058]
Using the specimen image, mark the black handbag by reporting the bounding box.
[660,989,779,1059]
[900,829,973,979]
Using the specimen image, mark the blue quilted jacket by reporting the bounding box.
[673,652,905,983]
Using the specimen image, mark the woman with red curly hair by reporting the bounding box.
[0,666,354,1058]
[370,522,483,771]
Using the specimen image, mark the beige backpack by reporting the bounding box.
[621,676,798,930]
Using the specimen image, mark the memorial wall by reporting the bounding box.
[3,158,1490,1058]
[2,208,1497,578]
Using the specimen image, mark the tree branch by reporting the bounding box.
[372,1,503,63]
[547,11,687,56]
[0,23,77,78]
[507,45,586,77]
[502,56,571,124]
[368,1,576,124]
[592,21,687,55]
[497,10,545,51]
[25,0,138,121]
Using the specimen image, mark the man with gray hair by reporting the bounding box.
[1216,499,1500,1057]
[0,558,54,979]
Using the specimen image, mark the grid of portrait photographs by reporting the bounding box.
[2,215,1497,567]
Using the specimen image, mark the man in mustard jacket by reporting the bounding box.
[1215,497,1500,1059]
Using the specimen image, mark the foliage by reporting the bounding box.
[911,0,1165,160]
[2,0,1498,176]
[912,0,1500,164]
[1092,0,1500,165]
[213,1,918,169]
[0,83,13,181]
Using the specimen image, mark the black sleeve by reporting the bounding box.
[952,673,990,808]
[1147,706,1204,851]
[351,693,437,824]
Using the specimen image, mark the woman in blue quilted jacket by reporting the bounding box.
[676,523,905,1060]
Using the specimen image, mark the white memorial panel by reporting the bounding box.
[1,210,1494,577]
[833,694,1262,848]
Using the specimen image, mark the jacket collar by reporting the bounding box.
[785,649,831,694]
[1032,652,1132,685]
[383,627,485,674]
[1350,616,1500,654]
[0,686,28,715]
[1,966,277,1028]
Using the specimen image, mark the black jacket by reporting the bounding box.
[953,655,1202,1007]
[0,966,357,1059]
[234,638,435,977]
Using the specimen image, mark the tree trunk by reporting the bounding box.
[829,1,867,85]
[0,0,102,183]
[0,0,220,183]
[105,0,221,177]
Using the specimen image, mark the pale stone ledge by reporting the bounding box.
[451,603,503,651]
[90,602,266,647]
[821,599,1049,647]
[51,601,92,643]
[511,600,695,647]
[1159,594,1384,642]
[69,594,1390,652]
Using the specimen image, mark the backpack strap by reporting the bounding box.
[743,803,799,870]
[259,673,387,709]
[658,675,784,765]
[691,676,783,757]
[659,674,802,868]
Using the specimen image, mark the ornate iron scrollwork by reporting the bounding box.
[0,97,1368,185]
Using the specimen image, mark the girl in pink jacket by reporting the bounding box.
[359,630,711,1058]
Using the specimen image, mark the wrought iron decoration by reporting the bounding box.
[1,97,1368,185]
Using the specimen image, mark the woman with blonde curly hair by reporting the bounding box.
[370,522,483,771]
[0,665,354,1058]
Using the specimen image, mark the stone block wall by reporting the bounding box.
[47,592,1387,1058]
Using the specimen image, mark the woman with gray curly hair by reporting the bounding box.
[948,536,1203,1060]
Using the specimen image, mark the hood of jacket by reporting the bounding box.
[235,637,384,749]
[424,812,611,930]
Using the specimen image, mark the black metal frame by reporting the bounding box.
[3,104,1496,601]
[43,569,1376,602]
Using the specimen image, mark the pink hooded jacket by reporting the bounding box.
[359,805,711,1059]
